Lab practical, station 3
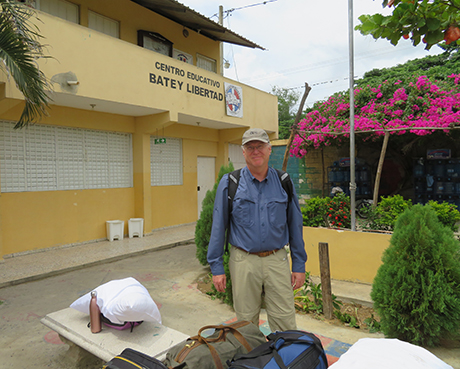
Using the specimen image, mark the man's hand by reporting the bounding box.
[291,272,305,290]
[212,274,227,292]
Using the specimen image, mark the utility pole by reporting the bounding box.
[219,5,224,76]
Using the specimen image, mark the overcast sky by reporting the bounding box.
[183,0,443,108]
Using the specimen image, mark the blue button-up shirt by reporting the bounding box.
[207,166,307,276]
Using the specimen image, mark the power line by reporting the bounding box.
[210,0,278,20]
[244,45,416,84]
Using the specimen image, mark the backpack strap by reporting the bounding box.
[225,169,241,253]
[275,169,293,204]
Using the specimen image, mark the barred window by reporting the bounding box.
[0,121,132,192]
[150,137,183,186]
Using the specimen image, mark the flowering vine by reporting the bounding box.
[291,74,460,158]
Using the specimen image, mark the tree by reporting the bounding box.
[271,86,300,139]
[356,0,460,50]
[371,204,460,346]
[357,44,460,88]
[291,46,460,157]
[0,1,51,128]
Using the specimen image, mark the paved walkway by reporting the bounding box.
[0,223,196,288]
[0,222,373,306]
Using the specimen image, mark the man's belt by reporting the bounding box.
[233,245,282,257]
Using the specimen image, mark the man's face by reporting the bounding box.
[242,140,272,170]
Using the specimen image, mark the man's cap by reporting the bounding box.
[242,128,270,146]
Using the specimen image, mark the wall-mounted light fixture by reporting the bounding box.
[67,80,79,85]
[183,28,189,38]
[223,58,230,69]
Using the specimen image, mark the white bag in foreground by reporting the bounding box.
[330,338,453,369]
[70,277,161,325]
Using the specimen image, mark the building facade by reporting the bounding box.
[0,0,278,258]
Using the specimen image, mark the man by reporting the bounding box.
[207,128,307,332]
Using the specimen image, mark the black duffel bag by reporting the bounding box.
[103,348,167,369]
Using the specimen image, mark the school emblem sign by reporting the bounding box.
[224,83,243,118]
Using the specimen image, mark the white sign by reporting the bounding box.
[173,49,193,64]
[224,83,243,118]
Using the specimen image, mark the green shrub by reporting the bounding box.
[195,162,235,306]
[363,195,412,231]
[195,162,234,266]
[301,193,351,229]
[301,197,328,227]
[325,193,351,229]
[371,204,460,346]
[426,200,460,232]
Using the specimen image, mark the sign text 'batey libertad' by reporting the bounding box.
[149,61,223,101]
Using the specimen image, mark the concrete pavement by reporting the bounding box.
[0,223,458,368]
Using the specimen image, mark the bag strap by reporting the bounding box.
[197,321,253,352]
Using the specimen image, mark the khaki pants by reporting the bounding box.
[229,245,297,332]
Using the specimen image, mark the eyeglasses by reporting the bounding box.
[243,143,268,152]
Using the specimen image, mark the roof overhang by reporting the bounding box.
[130,0,264,50]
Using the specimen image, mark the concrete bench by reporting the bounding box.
[41,307,188,367]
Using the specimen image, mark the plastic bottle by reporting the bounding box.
[89,291,101,333]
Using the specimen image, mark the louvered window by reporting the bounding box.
[150,137,183,186]
[197,54,217,73]
[88,10,119,38]
[37,0,79,23]
[0,121,132,192]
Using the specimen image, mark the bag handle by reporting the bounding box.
[197,321,252,351]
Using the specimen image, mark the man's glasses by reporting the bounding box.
[243,144,268,152]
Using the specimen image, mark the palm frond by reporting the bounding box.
[0,0,51,128]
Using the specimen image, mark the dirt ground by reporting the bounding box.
[195,273,380,331]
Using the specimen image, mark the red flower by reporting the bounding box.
[329,214,332,217]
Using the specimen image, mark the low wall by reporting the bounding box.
[303,227,391,284]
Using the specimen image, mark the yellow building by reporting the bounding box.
[0,0,278,258]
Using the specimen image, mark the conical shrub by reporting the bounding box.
[195,162,234,266]
[371,204,460,346]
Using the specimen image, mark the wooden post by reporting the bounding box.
[372,131,390,207]
[319,242,333,320]
[282,82,311,171]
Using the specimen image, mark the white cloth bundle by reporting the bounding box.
[330,338,452,369]
[70,277,161,325]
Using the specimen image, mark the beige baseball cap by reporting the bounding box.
[242,128,270,146]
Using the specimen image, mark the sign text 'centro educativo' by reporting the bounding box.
[149,61,223,101]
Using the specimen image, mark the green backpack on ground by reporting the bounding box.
[163,320,266,369]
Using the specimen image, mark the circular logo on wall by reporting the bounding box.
[225,85,242,113]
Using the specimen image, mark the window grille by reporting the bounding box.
[0,121,133,192]
[37,0,79,23]
[150,137,183,186]
[88,10,120,38]
[197,54,217,73]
